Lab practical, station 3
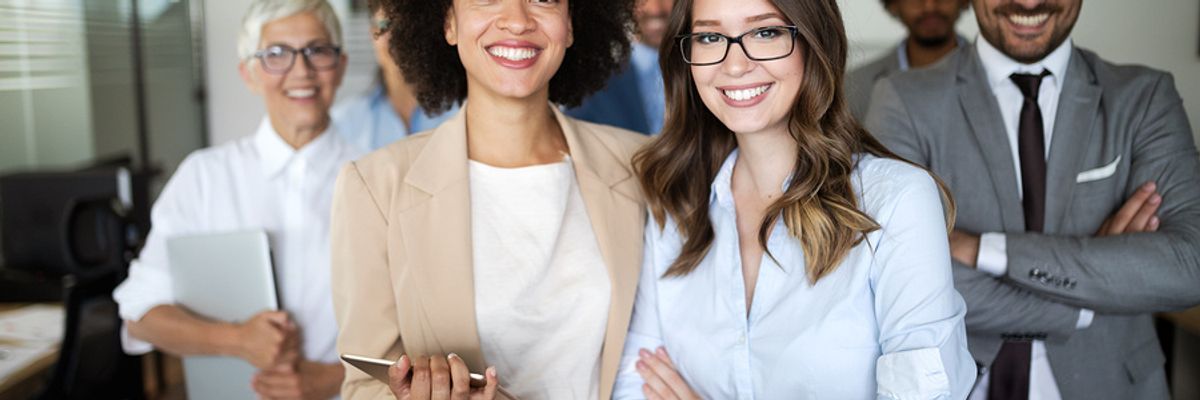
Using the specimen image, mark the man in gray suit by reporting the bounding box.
[866,0,1200,399]
[846,0,969,120]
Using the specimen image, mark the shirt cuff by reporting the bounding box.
[1076,309,1095,330]
[876,347,951,400]
[120,324,154,355]
[975,233,1007,277]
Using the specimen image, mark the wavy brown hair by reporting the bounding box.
[634,0,955,283]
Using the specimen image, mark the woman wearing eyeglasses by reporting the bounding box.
[329,0,644,399]
[113,1,358,398]
[612,0,976,398]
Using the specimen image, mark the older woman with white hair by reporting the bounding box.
[112,0,360,398]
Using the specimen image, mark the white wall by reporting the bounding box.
[205,1,1200,146]
[203,0,264,145]
[839,0,1200,145]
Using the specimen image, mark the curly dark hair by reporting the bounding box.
[384,0,634,114]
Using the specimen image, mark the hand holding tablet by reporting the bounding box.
[343,350,520,396]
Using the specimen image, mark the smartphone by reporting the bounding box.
[340,353,488,388]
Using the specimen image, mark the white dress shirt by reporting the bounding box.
[613,151,976,400]
[113,118,363,364]
[469,158,610,400]
[968,36,1093,400]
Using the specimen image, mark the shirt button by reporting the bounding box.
[737,334,746,345]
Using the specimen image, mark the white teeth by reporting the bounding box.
[286,88,315,98]
[1008,13,1049,27]
[488,46,538,61]
[722,84,771,102]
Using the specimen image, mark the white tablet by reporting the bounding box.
[167,230,278,400]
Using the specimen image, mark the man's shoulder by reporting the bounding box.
[879,49,965,95]
[849,50,901,85]
[1073,48,1173,94]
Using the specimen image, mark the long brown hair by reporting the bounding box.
[634,0,955,283]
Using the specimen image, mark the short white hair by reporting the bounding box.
[238,0,343,61]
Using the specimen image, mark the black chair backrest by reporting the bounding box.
[40,273,143,400]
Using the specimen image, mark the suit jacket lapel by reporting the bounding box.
[553,107,642,399]
[1044,49,1101,234]
[958,49,1026,232]
[396,106,487,370]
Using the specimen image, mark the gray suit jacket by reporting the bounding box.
[847,46,903,122]
[865,44,1200,399]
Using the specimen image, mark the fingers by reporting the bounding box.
[636,354,673,399]
[410,356,432,400]
[639,347,694,400]
[252,371,302,399]
[429,355,452,400]
[1126,193,1162,232]
[447,353,471,400]
[389,355,414,398]
[476,366,498,400]
[654,348,693,397]
[1104,182,1157,235]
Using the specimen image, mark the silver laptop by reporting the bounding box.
[167,230,278,400]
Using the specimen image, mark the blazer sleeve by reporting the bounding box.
[1002,73,1200,313]
[331,162,405,399]
[866,77,1086,337]
[865,77,930,167]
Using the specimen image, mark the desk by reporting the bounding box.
[0,304,63,398]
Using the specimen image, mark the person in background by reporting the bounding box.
[846,0,969,120]
[565,0,672,135]
[613,0,976,398]
[866,0,1200,398]
[330,0,645,398]
[112,1,360,399]
[329,0,456,151]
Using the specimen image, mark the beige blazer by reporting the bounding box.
[330,104,648,399]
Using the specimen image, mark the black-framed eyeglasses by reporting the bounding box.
[677,25,799,66]
[252,44,342,74]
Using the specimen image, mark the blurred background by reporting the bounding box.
[0,0,1197,398]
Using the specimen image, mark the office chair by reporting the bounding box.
[39,272,144,400]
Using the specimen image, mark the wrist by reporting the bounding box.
[320,362,345,398]
[213,321,244,358]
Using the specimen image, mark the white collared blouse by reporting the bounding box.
[113,118,363,363]
[614,151,976,399]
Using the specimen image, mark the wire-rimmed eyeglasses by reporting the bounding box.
[252,44,342,74]
[677,25,799,66]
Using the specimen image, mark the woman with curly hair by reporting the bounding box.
[613,0,977,398]
[329,0,643,399]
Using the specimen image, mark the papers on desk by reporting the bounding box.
[0,305,63,387]
[0,305,63,342]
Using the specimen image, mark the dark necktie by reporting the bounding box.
[988,71,1051,400]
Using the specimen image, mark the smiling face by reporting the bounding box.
[445,0,573,104]
[972,0,1080,63]
[240,11,345,137]
[688,0,803,136]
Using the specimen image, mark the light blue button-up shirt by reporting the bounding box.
[331,82,457,152]
[615,151,976,399]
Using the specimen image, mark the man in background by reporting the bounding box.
[330,0,454,151]
[867,0,1200,398]
[847,0,969,120]
[566,0,671,135]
